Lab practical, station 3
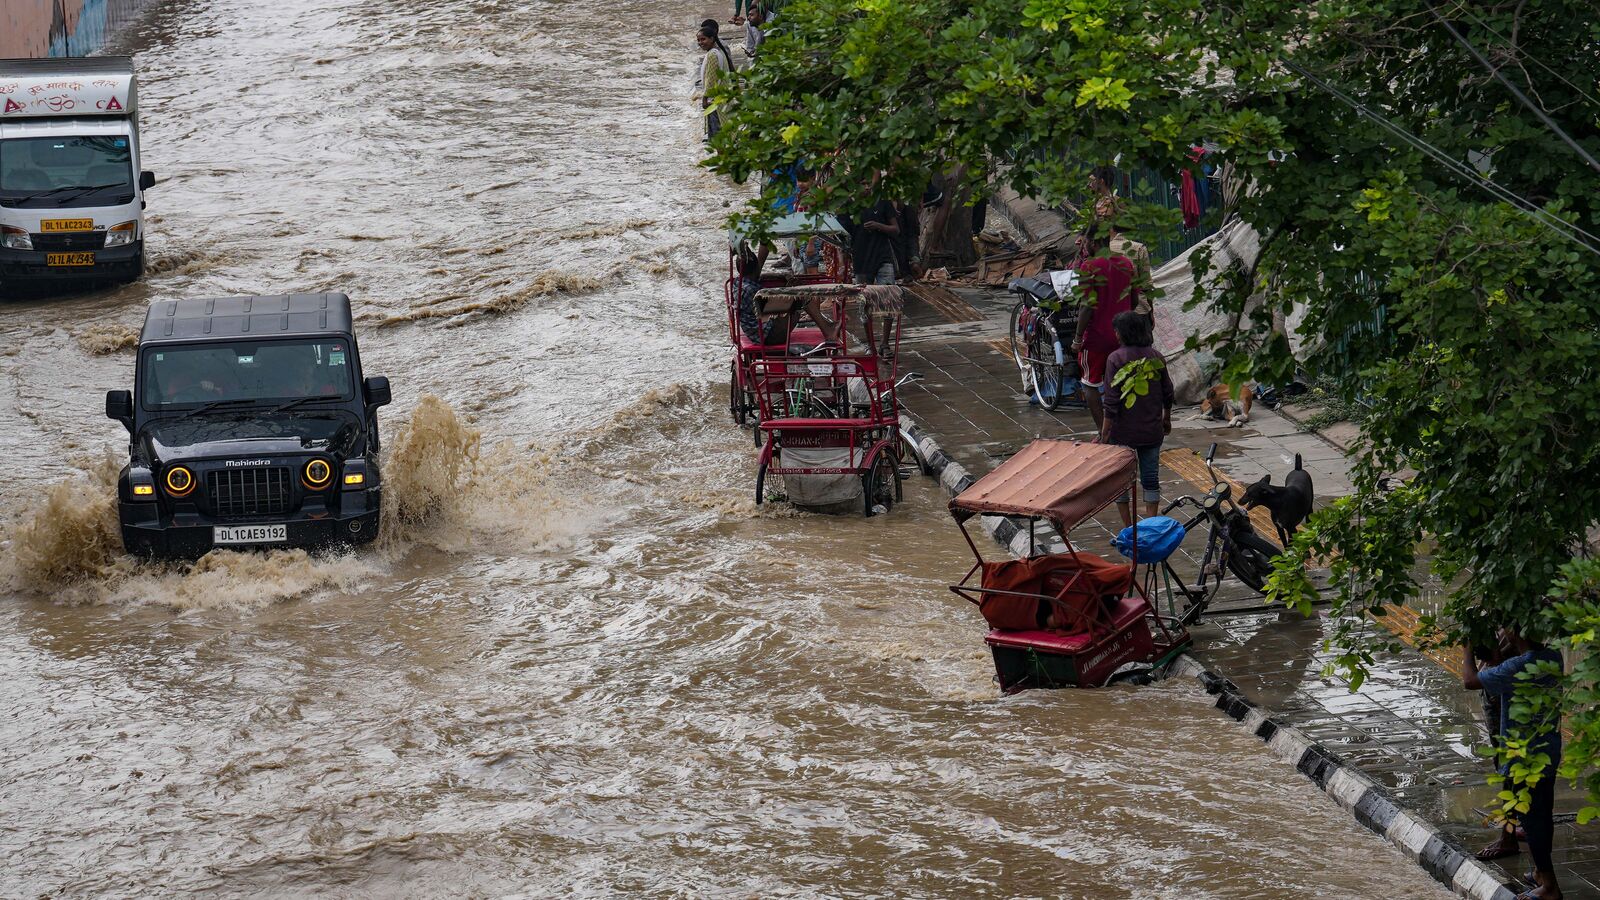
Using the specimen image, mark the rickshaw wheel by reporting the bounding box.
[755,459,769,506]
[863,451,898,517]
[729,361,748,427]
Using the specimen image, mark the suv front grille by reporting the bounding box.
[32,232,107,252]
[206,467,292,518]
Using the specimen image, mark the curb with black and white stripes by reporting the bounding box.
[899,414,1518,900]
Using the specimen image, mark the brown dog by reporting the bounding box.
[1200,382,1254,427]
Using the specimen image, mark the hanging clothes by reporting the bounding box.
[1179,170,1200,228]
[1179,146,1208,228]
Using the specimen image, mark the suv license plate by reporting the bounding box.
[214,524,288,545]
[46,252,95,266]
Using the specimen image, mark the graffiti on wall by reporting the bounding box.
[1,0,154,59]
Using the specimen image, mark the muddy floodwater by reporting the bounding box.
[0,1,1451,896]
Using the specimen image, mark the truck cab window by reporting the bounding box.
[0,136,134,208]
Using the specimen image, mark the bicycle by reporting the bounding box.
[1006,276,1079,410]
[1135,443,1281,625]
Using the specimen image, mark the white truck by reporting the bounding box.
[0,56,156,289]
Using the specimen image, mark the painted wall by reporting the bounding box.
[2,0,154,59]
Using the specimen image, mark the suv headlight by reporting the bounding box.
[103,221,137,248]
[164,465,195,497]
[0,225,31,251]
[303,458,333,490]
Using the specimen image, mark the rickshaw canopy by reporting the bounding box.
[949,440,1136,532]
[729,212,848,246]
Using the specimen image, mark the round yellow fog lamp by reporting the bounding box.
[303,458,333,489]
[164,466,194,497]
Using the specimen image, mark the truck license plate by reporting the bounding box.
[40,219,94,232]
[46,252,95,266]
[213,524,288,545]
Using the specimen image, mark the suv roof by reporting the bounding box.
[140,293,354,345]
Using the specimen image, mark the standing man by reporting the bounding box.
[845,194,900,285]
[1109,221,1156,326]
[1464,630,1565,900]
[744,4,764,58]
[1070,227,1137,430]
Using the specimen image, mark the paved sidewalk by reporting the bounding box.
[897,280,1599,899]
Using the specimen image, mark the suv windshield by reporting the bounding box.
[141,339,355,410]
[0,135,134,209]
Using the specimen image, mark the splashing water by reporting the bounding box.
[74,324,140,356]
[0,396,577,607]
[379,394,577,553]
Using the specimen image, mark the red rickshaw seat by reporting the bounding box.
[736,326,827,354]
[982,597,1148,653]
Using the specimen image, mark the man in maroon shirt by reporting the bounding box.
[1070,229,1138,429]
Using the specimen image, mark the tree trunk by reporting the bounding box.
[920,168,978,270]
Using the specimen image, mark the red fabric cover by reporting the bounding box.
[977,553,1135,632]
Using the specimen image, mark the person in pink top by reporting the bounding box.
[1069,228,1138,429]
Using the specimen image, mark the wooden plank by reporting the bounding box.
[906,282,985,323]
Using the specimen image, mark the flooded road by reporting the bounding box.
[0,0,1451,896]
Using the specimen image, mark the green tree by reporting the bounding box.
[708,0,1600,817]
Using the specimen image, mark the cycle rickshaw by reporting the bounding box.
[949,440,1192,691]
[725,212,853,431]
[751,284,910,516]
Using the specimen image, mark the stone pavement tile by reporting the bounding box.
[1246,413,1302,438]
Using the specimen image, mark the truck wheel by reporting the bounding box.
[118,250,145,285]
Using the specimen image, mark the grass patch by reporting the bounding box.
[1294,378,1369,432]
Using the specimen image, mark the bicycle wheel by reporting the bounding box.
[1029,320,1066,410]
[1227,530,1280,594]
[1007,301,1036,395]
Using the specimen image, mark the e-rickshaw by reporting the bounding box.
[949,440,1192,691]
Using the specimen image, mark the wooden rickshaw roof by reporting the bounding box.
[949,440,1136,532]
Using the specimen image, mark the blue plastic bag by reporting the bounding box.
[1113,516,1186,564]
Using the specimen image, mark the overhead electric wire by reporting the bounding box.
[1426,5,1600,177]
[1280,59,1600,259]
[1443,1,1600,111]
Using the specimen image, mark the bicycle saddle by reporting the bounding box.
[1007,276,1056,303]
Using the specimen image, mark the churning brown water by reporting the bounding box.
[0,1,1451,896]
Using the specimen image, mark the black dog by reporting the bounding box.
[1240,454,1315,547]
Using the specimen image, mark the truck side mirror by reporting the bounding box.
[106,390,133,432]
[362,376,391,408]
[139,171,157,191]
